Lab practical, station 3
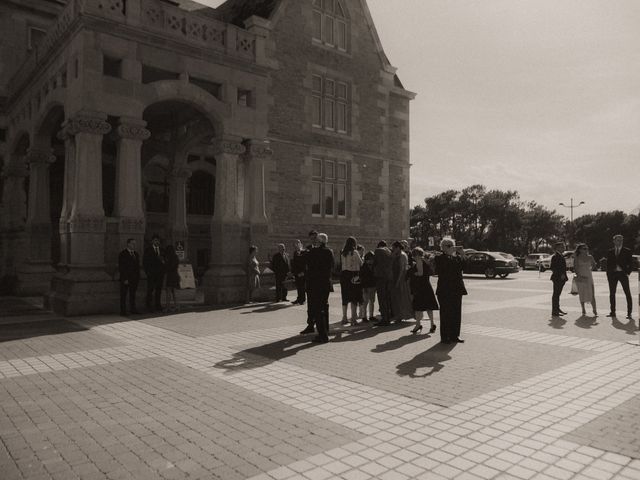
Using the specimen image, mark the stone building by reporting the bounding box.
[0,0,415,315]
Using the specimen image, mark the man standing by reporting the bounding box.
[291,240,306,305]
[550,241,568,317]
[306,233,334,343]
[606,234,634,319]
[118,238,140,316]
[435,240,467,343]
[373,240,393,325]
[271,243,290,302]
[143,234,165,312]
[300,230,319,334]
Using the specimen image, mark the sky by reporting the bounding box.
[198,0,640,218]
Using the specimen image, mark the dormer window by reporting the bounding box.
[312,0,348,51]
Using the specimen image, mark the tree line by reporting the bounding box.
[410,185,640,261]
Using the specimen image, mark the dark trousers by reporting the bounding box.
[305,284,315,328]
[607,272,632,315]
[551,279,566,314]
[120,281,138,314]
[376,278,392,321]
[309,288,330,341]
[295,276,306,303]
[438,294,462,342]
[146,274,164,311]
[275,276,288,301]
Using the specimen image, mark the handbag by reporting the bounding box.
[570,276,579,295]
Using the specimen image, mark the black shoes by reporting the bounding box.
[411,325,423,334]
[455,338,465,343]
[606,312,616,317]
[300,327,315,334]
[552,311,565,317]
[312,336,328,343]
[429,324,437,334]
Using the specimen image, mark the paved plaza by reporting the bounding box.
[1,270,640,480]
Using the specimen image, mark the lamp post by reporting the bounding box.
[559,198,585,223]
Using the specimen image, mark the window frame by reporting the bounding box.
[312,75,350,134]
[311,157,349,219]
[312,0,348,52]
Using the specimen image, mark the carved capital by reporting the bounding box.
[2,163,29,178]
[26,149,56,166]
[116,124,151,141]
[170,167,192,179]
[65,116,112,136]
[69,214,106,233]
[213,140,246,156]
[246,141,273,158]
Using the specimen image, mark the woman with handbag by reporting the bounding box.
[573,243,597,316]
[340,237,363,325]
[409,247,439,334]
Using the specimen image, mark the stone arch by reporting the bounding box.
[10,131,31,156]
[31,99,65,146]
[141,80,229,138]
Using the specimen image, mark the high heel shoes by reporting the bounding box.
[429,324,436,334]
[411,325,423,334]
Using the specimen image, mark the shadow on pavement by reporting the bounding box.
[239,302,296,314]
[0,319,88,342]
[396,342,456,378]
[575,315,598,329]
[331,322,409,343]
[371,331,430,352]
[548,316,567,329]
[611,316,637,336]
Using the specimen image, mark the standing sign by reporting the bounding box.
[428,237,435,247]
[177,263,196,289]
[175,241,185,261]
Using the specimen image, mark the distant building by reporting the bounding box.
[0,0,415,315]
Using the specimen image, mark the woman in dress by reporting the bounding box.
[390,241,414,323]
[340,237,363,325]
[164,244,180,312]
[409,247,439,334]
[246,245,260,303]
[574,243,597,316]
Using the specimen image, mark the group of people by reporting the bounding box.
[118,235,181,316]
[247,232,468,345]
[550,234,635,319]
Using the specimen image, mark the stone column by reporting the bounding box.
[57,128,76,266]
[16,148,57,295]
[113,118,149,248]
[48,113,116,316]
[0,160,29,285]
[243,139,271,225]
[203,138,249,304]
[167,166,191,255]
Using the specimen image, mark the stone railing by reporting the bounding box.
[9,0,259,93]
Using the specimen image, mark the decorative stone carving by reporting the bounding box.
[66,116,112,136]
[170,166,192,179]
[116,124,151,141]
[26,149,56,165]
[69,214,107,233]
[247,142,273,158]
[118,216,146,234]
[213,140,246,156]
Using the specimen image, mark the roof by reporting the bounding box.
[215,0,279,27]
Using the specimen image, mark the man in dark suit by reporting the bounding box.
[291,240,306,305]
[606,234,634,319]
[300,230,318,335]
[306,233,334,343]
[118,238,140,316]
[550,241,568,317]
[435,240,467,343]
[271,243,290,302]
[143,234,165,312]
[373,240,394,325]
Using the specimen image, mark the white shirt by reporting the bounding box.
[341,251,363,272]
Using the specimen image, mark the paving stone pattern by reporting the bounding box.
[1,271,640,479]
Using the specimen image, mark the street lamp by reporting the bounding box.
[559,198,585,223]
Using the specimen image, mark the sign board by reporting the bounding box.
[177,263,196,289]
[428,237,435,247]
[175,241,185,261]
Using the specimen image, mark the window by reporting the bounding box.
[312,0,348,51]
[237,89,252,107]
[312,75,350,133]
[187,171,215,215]
[28,27,46,50]
[103,55,122,78]
[311,158,348,218]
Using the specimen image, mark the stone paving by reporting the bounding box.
[1,270,640,479]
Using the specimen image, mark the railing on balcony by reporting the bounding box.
[9,0,258,94]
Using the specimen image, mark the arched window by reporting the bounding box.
[187,170,215,215]
[312,0,348,51]
[144,163,169,213]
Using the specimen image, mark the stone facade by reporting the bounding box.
[0,0,415,315]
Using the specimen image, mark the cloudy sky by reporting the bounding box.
[200,0,640,217]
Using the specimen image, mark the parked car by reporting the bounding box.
[464,251,520,278]
[498,252,517,261]
[524,253,549,270]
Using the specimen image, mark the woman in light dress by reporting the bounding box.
[340,237,363,325]
[246,245,260,303]
[574,243,597,316]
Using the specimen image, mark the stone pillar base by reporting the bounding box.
[15,262,56,296]
[46,267,125,316]
[202,264,247,305]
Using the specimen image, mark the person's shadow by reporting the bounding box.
[611,316,637,336]
[548,316,567,329]
[575,315,598,329]
[372,332,429,353]
[396,342,456,378]
[239,302,296,314]
[331,322,407,343]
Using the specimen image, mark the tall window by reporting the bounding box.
[187,171,215,215]
[311,158,348,218]
[312,74,349,133]
[312,0,347,51]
